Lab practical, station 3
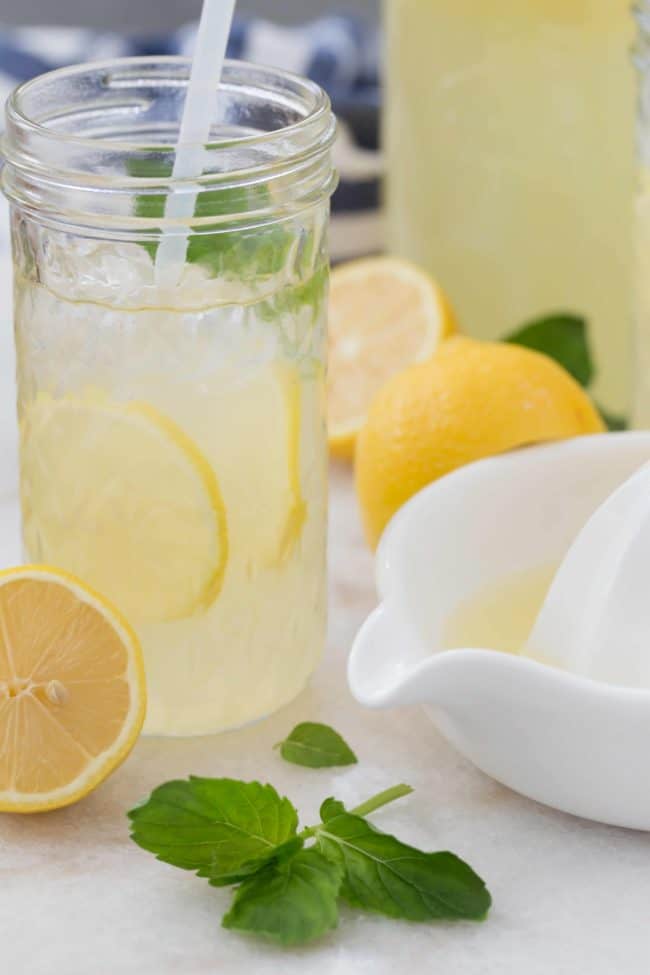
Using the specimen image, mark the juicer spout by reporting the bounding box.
[348,603,532,714]
[348,605,427,707]
[348,604,481,709]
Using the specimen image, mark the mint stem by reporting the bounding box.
[349,783,413,818]
[299,783,413,839]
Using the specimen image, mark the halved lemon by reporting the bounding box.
[0,565,145,812]
[327,256,457,458]
[20,393,228,623]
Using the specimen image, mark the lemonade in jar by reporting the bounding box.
[385,0,636,415]
[1,59,336,735]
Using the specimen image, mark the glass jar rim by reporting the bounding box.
[4,55,333,156]
[1,56,337,233]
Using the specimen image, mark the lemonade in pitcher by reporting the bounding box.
[385,0,636,414]
[2,59,336,735]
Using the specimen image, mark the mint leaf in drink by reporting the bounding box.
[275,722,358,768]
[505,313,594,387]
[222,848,343,946]
[126,156,171,259]
[186,219,292,280]
[188,183,294,278]
[128,777,298,885]
[316,810,491,921]
[126,156,293,277]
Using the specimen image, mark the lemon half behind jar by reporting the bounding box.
[327,257,457,457]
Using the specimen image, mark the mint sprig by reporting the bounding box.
[128,752,491,946]
[275,722,358,768]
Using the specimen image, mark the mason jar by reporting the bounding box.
[1,57,336,736]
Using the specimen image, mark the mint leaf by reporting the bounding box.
[127,157,293,277]
[126,156,170,259]
[320,797,346,821]
[259,262,328,322]
[128,777,298,886]
[316,810,491,921]
[187,221,293,279]
[276,722,358,768]
[597,404,628,431]
[222,848,343,946]
[505,314,594,387]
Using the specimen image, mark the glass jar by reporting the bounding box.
[1,58,336,736]
[385,0,636,417]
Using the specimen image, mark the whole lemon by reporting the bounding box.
[355,336,605,548]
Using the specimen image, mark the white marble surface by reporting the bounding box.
[1,215,650,973]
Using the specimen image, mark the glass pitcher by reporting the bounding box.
[385,1,635,417]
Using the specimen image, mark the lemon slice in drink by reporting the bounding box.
[0,565,145,812]
[21,393,228,623]
[328,256,457,457]
[207,363,307,569]
[269,365,307,565]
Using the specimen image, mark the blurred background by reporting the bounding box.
[3,0,377,30]
[0,1,384,261]
[0,2,642,420]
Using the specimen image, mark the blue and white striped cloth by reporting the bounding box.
[0,16,383,260]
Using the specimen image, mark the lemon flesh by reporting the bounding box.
[0,565,145,812]
[327,256,456,457]
[20,393,228,623]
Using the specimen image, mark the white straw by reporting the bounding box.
[155,0,237,279]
